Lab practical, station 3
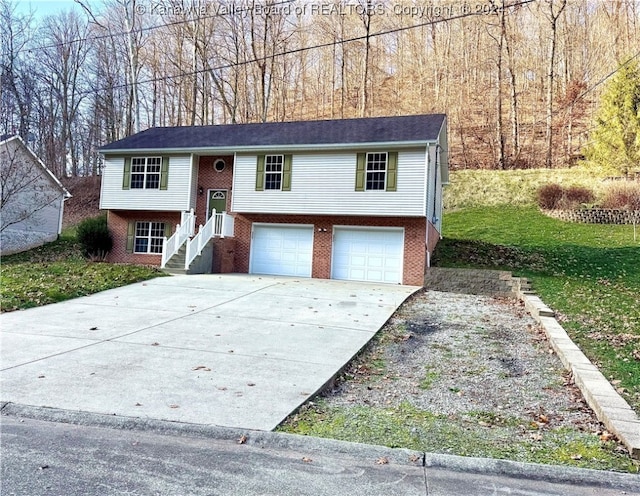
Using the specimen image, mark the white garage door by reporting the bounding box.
[331,227,404,284]
[250,224,314,277]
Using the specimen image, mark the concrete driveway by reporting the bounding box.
[1,274,418,430]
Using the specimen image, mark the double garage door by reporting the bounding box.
[250,224,404,284]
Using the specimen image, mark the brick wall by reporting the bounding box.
[233,214,428,285]
[211,237,237,273]
[426,221,440,254]
[543,208,639,225]
[107,210,181,264]
[194,155,234,224]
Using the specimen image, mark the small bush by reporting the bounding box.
[563,186,595,208]
[76,215,113,260]
[537,184,564,209]
[538,184,595,210]
[600,182,640,210]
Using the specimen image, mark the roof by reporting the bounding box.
[0,135,71,198]
[100,114,446,153]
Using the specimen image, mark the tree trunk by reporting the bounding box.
[545,0,567,168]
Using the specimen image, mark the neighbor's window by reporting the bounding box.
[366,152,387,190]
[264,154,283,190]
[134,221,165,254]
[131,157,162,189]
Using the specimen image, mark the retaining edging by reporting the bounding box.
[424,267,518,297]
[517,288,640,460]
[542,208,639,225]
[425,267,640,458]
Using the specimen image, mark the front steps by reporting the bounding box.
[163,240,215,275]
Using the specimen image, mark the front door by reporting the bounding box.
[207,190,227,219]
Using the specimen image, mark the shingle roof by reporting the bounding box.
[0,133,16,143]
[101,114,446,152]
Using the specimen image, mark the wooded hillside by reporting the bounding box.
[2,0,639,176]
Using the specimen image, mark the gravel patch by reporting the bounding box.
[327,290,602,433]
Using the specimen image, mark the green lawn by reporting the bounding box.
[433,205,640,412]
[281,400,636,472]
[1,234,165,312]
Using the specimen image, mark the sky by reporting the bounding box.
[14,0,89,19]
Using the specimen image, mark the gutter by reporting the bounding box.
[99,140,438,156]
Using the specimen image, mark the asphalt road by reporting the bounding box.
[2,414,639,496]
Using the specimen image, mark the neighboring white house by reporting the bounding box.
[0,134,71,255]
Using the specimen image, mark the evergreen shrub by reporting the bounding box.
[76,215,113,260]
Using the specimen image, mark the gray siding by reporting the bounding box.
[0,138,66,235]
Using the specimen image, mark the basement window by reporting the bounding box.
[134,221,165,254]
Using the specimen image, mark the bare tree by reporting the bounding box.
[543,0,567,168]
[486,2,507,169]
[38,11,91,177]
[358,0,373,117]
[0,1,36,140]
[3,0,639,172]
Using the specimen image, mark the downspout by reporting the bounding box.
[433,144,442,234]
[425,144,431,268]
[58,192,72,236]
[426,144,442,269]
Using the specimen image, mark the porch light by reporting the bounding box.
[198,186,204,196]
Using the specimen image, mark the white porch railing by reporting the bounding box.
[182,210,235,270]
[161,208,195,268]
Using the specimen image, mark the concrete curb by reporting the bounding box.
[2,402,639,490]
[517,285,640,460]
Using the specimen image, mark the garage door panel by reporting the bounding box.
[367,257,384,268]
[331,227,404,284]
[250,225,313,277]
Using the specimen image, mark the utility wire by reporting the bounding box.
[14,0,295,54]
[6,0,635,142]
[527,49,640,137]
[75,0,537,98]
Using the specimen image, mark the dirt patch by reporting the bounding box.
[62,176,102,228]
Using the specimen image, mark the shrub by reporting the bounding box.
[563,186,595,208]
[76,215,113,260]
[538,184,596,210]
[537,184,564,209]
[600,182,640,210]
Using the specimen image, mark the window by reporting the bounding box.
[256,154,292,191]
[134,221,165,254]
[214,159,226,172]
[131,157,161,189]
[264,155,283,190]
[365,152,387,190]
[123,156,168,190]
[355,152,398,192]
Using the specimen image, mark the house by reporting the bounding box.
[0,134,71,255]
[99,114,448,286]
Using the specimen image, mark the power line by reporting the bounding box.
[6,0,295,55]
[6,0,635,148]
[572,50,640,103]
[76,0,537,98]
[528,50,640,138]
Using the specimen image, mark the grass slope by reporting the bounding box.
[444,166,608,210]
[433,206,640,413]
